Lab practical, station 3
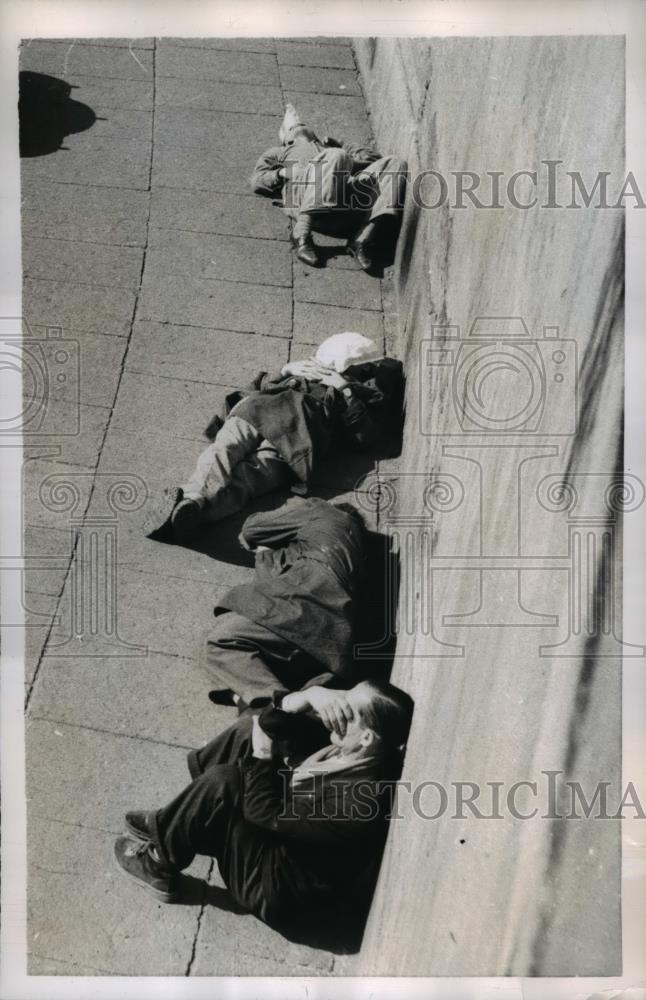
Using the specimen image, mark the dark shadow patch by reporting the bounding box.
[19,71,97,157]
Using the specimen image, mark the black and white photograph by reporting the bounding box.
[1,1,645,996]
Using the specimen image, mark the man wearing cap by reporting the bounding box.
[145,333,404,544]
[251,103,408,271]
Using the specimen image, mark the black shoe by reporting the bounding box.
[114,835,179,903]
[170,497,203,543]
[346,238,374,272]
[207,689,250,714]
[143,486,183,541]
[292,234,321,268]
[125,810,154,841]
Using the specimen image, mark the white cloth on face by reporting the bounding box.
[315,332,382,373]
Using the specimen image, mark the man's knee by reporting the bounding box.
[207,611,253,648]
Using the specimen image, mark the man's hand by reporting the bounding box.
[251,715,274,759]
[304,686,354,738]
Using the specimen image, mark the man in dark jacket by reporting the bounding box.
[144,334,404,545]
[114,679,414,929]
[251,103,407,270]
[205,497,367,706]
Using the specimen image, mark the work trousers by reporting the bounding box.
[287,146,408,239]
[205,610,330,705]
[151,759,276,922]
[182,414,288,523]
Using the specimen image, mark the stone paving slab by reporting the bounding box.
[24,328,127,416]
[22,525,73,597]
[147,228,292,287]
[46,565,227,660]
[163,37,278,53]
[293,300,384,345]
[98,427,204,487]
[22,590,59,684]
[284,90,371,145]
[125,322,289,384]
[22,136,151,190]
[277,41,355,70]
[154,106,279,153]
[46,74,154,111]
[20,181,150,247]
[294,266,383,311]
[22,457,95,530]
[152,142,266,194]
[77,106,153,142]
[83,488,258,585]
[156,43,280,86]
[156,75,283,115]
[41,401,110,468]
[109,371,226,443]
[26,717,205,829]
[149,188,289,241]
[279,64,362,96]
[22,236,144,288]
[193,889,335,975]
[23,277,136,335]
[20,39,153,80]
[54,37,155,49]
[27,822,205,975]
[28,649,229,748]
[138,270,292,335]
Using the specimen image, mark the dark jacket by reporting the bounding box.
[220,498,365,679]
[205,359,404,494]
[192,707,401,922]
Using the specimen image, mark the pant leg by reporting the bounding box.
[348,154,408,223]
[205,611,324,704]
[188,713,254,779]
[181,416,287,522]
[151,763,273,919]
[289,147,353,238]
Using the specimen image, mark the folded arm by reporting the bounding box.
[251,146,286,196]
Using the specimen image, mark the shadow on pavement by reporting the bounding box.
[19,71,97,156]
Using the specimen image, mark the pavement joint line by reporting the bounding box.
[156,107,282,121]
[121,370,240,390]
[20,179,151,193]
[28,713,198,752]
[23,233,147,250]
[185,858,214,976]
[28,954,123,977]
[23,275,144,293]
[148,226,290,244]
[23,39,157,708]
[142,272,293,291]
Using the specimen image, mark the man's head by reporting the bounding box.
[330,680,414,758]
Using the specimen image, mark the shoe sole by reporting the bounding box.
[113,847,179,903]
[170,500,203,543]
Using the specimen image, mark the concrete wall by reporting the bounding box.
[354,36,626,976]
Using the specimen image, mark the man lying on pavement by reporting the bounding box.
[204,496,369,707]
[144,332,404,545]
[114,679,414,932]
[251,103,408,271]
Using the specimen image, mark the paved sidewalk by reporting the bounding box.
[20,36,390,975]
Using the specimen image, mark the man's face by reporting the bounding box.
[329,683,375,755]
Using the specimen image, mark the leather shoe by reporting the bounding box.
[292,235,321,268]
[114,835,179,903]
[346,238,374,272]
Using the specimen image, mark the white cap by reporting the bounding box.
[315,332,382,373]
